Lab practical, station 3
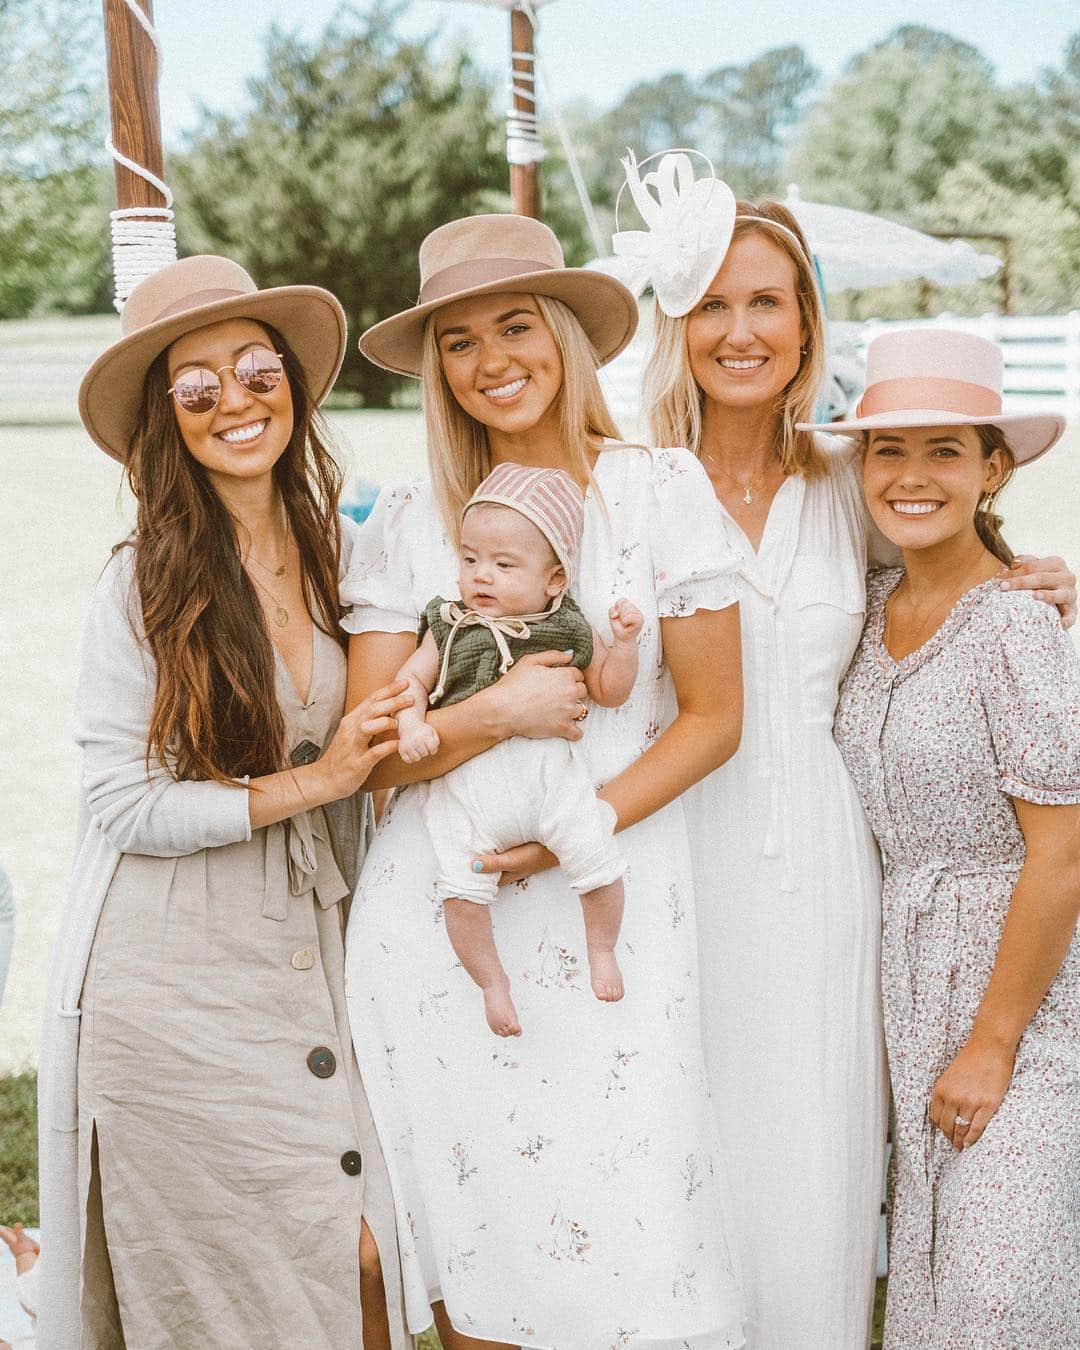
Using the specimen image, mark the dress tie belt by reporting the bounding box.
[262,806,350,920]
[754,602,796,892]
[884,855,1021,1321]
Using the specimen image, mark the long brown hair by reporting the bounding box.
[124,325,344,784]
[645,199,828,477]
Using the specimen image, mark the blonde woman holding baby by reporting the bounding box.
[339,213,746,1348]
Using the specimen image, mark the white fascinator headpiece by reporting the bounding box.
[609,149,737,318]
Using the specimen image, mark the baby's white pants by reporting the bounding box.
[420,736,625,905]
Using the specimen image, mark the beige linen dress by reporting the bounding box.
[73,559,407,1347]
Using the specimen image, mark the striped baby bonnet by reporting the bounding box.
[464,462,585,583]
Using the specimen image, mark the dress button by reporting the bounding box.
[307,1046,336,1078]
[291,948,315,971]
[290,739,321,767]
[340,1150,363,1176]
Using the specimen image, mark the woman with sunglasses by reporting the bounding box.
[339,213,746,1348]
[37,256,413,1349]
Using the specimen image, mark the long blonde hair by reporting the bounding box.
[644,200,828,478]
[421,293,624,542]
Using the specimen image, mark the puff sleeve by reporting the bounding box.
[980,593,1080,805]
[76,550,253,856]
[647,447,742,618]
[339,482,422,636]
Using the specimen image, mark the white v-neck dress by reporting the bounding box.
[341,446,747,1349]
[682,436,888,1350]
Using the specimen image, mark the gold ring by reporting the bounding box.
[573,701,589,722]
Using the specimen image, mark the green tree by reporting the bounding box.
[0,0,111,316]
[702,45,818,198]
[173,5,504,405]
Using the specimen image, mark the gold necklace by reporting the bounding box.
[245,568,289,628]
[884,556,992,652]
[702,449,780,506]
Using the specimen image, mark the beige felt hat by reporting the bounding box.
[359,213,638,378]
[798,327,1065,466]
[78,255,347,462]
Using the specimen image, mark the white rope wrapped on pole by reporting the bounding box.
[103,0,177,311]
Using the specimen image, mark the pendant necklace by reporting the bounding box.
[245,568,289,627]
[702,449,773,507]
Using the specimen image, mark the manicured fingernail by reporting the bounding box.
[472,860,484,873]
[563,649,574,656]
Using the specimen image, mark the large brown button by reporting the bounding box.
[291,948,315,971]
[307,1046,336,1078]
[340,1150,362,1176]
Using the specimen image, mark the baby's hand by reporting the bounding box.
[398,721,441,764]
[609,598,644,644]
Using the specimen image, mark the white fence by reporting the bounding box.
[601,310,1080,428]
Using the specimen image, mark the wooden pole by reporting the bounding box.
[509,6,542,220]
[102,0,167,211]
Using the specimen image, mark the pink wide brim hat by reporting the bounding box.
[798,327,1065,466]
[465,462,585,584]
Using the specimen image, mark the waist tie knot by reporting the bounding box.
[261,806,350,920]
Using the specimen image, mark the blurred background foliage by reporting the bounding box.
[3,2,1078,400]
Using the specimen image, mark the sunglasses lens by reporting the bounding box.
[172,370,221,414]
[236,348,284,395]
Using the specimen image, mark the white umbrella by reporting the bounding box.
[784,185,1002,292]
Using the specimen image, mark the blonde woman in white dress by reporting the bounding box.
[340,213,747,1349]
[614,151,1076,1350]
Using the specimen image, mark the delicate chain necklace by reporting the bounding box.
[245,567,290,628]
[884,555,993,653]
[701,447,781,507]
[244,531,290,579]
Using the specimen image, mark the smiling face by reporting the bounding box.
[862,424,1008,553]
[458,503,565,616]
[166,317,294,490]
[434,292,564,444]
[685,231,805,412]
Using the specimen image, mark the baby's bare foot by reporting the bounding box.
[482,980,521,1036]
[588,948,624,1002]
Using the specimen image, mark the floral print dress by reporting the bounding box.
[834,570,1080,1348]
[340,446,746,1349]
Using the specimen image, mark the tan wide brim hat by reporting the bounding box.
[79,255,347,462]
[798,327,1065,466]
[359,213,638,377]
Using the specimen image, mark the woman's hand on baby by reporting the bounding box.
[609,598,644,644]
[1000,554,1077,628]
[398,720,441,763]
[315,680,411,798]
[490,650,588,741]
[472,841,558,886]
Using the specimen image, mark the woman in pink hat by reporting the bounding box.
[38,256,414,1349]
[340,212,747,1348]
[617,151,1076,1350]
[822,326,1079,1346]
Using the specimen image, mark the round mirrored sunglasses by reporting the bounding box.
[167,347,285,415]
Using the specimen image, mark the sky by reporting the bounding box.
[146,0,1079,149]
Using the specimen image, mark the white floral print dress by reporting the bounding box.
[340,446,746,1349]
[835,571,1080,1348]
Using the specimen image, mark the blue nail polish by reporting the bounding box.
[472,860,484,873]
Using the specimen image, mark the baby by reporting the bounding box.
[395,463,643,1036]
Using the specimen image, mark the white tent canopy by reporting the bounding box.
[784,185,1003,292]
